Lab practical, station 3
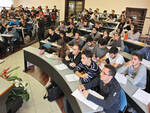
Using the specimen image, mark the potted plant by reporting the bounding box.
[6,75,30,113]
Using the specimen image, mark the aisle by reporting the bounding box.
[0,43,61,113]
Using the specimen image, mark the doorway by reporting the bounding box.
[65,0,85,21]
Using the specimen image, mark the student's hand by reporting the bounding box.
[65,56,70,61]
[82,90,89,98]
[69,62,76,67]
[78,85,85,91]
[125,61,133,67]
[82,73,89,79]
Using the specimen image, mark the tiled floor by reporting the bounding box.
[0,42,61,113]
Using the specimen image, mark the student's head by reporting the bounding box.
[60,21,65,27]
[98,38,107,48]
[86,36,93,46]
[103,10,107,15]
[109,46,119,59]
[75,31,80,39]
[100,64,116,82]
[112,10,115,14]
[95,21,100,28]
[81,50,93,65]
[72,45,81,56]
[83,20,88,26]
[114,33,120,40]
[59,30,66,38]
[103,30,109,36]
[92,27,98,34]
[131,53,143,67]
[48,27,54,34]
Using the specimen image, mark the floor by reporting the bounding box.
[0,42,62,113]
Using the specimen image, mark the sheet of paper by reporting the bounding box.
[0,59,4,64]
[142,59,150,69]
[55,64,68,70]
[88,89,104,100]
[45,54,57,59]
[132,88,150,105]
[65,74,79,82]
[115,73,127,85]
[72,89,99,110]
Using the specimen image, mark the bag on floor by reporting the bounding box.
[44,81,63,102]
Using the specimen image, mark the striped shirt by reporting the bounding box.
[74,60,100,84]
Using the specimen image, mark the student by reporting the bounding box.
[138,46,150,61]
[102,30,111,44]
[66,23,77,36]
[74,50,100,84]
[8,17,20,27]
[82,36,95,52]
[44,27,59,42]
[79,64,121,113]
[68,31,84,48]
[82,20,92,30]
[63,44,81,70]
[108,32,124,51]
[89,27,101,41]
[57,21,67,32]
[104,46,125,68]
[118,53,147,89]
[128,25,140,41]
[101,10,109,18]
[93,38,108,59]
[76,18,84,28]
[109,10,117,19]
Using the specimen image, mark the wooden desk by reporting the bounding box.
[0,77,14,113]
[23,46,103,113]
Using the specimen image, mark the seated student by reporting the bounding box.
[76,17,84,28]
[101,10,109,18]
[128,25,140,41]
[74,50,100,84]
[66,18,74,26]
[8,17,20,27]
[102,47,125,68]
[93,38,108,60]
[138,46,150,61]
[108,32,124,51]
[90,15,99,25]
[82,36,95,51]
[82,20,92,30]
[63,44,81,70]
[118,17,126,33]
[89,27,101,41]
[57,21,67,32]
[79,64,121,113]
[68,31,84,48]
[88,8,93,15]
[0,23,6,34]
[44,27,59,42]
[66,23,77,36]
[2,27,19,51]
[109,10,117,19]
[118,53,147,89]
[102,30,111,44]
[58,30,69,44]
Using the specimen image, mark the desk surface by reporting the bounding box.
[1,34,14,38]
[23,46,103,113]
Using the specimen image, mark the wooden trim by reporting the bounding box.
[0,83,14,96]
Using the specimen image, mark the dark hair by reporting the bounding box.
[104,30,109,36]
[133,25,138,34]
[82,50,93,58]
[133,53,143,61]
[92,27,98,31]
[104,10,107,13]
[98,38,107,46]
[104,64,116,76]
[109,46,118,54]
[86,36,93,42]
[74,44,81,51]
[75,31,80,35]
[49,27,54,31]
[59,30,66,37]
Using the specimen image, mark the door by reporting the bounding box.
[65,0,85,21]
